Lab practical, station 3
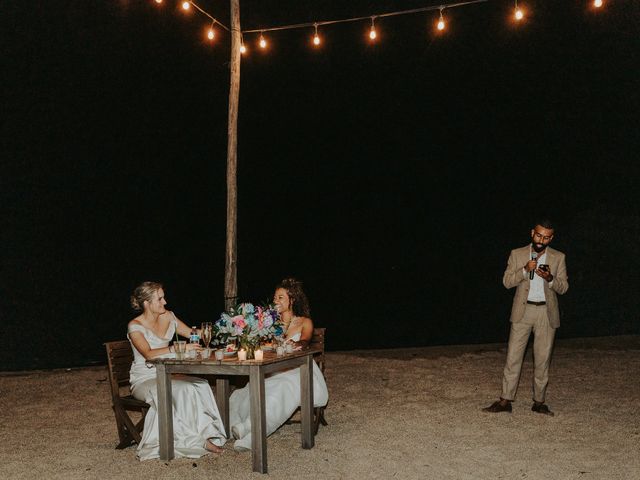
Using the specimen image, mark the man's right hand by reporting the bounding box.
[524,259,538,272]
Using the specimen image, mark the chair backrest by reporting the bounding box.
[104,340,134,401]
[310,327,326,372]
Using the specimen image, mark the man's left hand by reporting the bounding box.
[535,267,554,282]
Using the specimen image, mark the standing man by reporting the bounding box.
[483,220,569,416]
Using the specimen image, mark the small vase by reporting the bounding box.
[241,340,257,360]
[245,344,255,360]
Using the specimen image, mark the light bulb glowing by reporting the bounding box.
[313,24,321,46]
[369,26,377,40]
[437,9,446,32]
[207,29,215,40]
[259,34,267,49]
[515,8,524,20]
[182,1,190,11]
[594,0,603,7]
[240,43,247,54]
[155,0,162,4]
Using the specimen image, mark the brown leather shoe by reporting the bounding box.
[532,402,554,416]
[482,400,512,413]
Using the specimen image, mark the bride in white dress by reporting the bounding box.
[127,281,227,460]
[229,278,329,451]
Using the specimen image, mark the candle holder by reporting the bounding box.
[238,349,247,361]
[254,349,264,361]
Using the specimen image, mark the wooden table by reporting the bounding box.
[149,346,321,473]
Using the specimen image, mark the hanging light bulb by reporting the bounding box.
[369,17,377,41]
[207,27,215,41]
[437,9,446,31]
[514,1,524,21]
[259,33,267,49]
[155,0,162,4]
[313,24,321,46]
[182,1,190,10]
[594,0,603,7]
[240,43,247,54]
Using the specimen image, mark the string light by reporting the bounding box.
[437,8,446,31]
[141,0,623,55]
[155,1,492,51]
[514,1,524,21]
[313,24,321,46]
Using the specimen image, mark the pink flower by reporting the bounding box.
[232,315,245,328]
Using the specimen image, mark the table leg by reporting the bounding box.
[300,354,314,449]
[215,377,230,438]
[249,365,267,473]
[156,364,174,461]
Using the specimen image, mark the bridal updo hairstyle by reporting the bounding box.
[131,281,163,312]
[276,278,311,318]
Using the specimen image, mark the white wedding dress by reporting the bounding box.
[127,315,226,460]
[228,333,329,451]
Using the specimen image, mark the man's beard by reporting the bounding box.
[532,242,546,253]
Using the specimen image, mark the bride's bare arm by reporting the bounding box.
[170,313,201,351]
[128,330,173,360]
[292,317,314,348]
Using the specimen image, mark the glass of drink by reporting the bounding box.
[200,322,213,358]
[174,340,187,360]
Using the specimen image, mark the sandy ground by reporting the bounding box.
[1,335,639,480]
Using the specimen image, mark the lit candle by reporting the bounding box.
[237,349,247,361]
[214,349,224,361]
[254,349,264,361]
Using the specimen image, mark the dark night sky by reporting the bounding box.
[1,1,639,370]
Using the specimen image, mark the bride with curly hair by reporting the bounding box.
[228,278,329,451]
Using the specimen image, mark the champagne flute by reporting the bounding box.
[201,322,213,356]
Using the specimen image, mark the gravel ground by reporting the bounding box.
[1,335,638,480]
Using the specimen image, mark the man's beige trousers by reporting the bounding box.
[501,304,556,403]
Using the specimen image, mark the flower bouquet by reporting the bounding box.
[214,303,283,359]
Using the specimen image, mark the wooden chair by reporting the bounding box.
[104,340,150,449]
[286,327,329,435]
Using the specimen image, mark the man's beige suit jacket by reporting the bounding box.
[502,245,569,329]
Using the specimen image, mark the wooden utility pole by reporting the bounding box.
[224,0,240,311]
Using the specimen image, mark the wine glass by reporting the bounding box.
[201,322,213,357]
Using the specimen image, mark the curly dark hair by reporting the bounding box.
[276,277,311,318]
